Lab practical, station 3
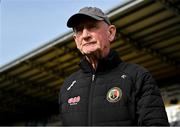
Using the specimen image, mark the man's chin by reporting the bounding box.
[83,50,96,55]
[82,47,98,53]
[83,50,102,59]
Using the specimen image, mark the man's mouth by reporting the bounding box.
[83,42,96,46]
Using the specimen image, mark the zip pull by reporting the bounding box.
[92,74,95,82]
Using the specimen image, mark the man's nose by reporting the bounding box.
[82,28,91,39]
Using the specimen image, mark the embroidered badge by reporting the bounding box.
[106,87,122,103]
[68,96,80,105]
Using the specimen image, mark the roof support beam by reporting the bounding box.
[120,7,165,29]
[24,60,65,79]
[116,31,179,67]
[158,0,180,16]
[55,45,80,58]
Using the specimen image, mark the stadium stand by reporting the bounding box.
[0,0,180,125]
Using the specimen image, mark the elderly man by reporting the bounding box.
[59,7,169,126]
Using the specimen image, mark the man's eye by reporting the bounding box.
[74,27,83,33]
[73,23,98,33]
[88,24,97,29]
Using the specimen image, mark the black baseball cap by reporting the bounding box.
[67,7,111,28]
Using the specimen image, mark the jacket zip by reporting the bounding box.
[92,74,95,82]
[88,74,95,125]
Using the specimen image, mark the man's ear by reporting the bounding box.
[73,34,77,41]
[73,34,79,46]
[73,34,80,49]
[108,25,116,42]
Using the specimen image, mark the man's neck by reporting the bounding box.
[84,49,110,70]
[85,55,98,70]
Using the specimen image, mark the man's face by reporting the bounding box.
[73,18,116,58]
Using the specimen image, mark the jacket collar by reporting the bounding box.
[79,50,121,73]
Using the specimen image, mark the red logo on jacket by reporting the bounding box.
[68,96,80,105]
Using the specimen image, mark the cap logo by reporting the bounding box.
[106,87,122,103]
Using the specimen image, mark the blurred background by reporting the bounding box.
[0,0,180,126]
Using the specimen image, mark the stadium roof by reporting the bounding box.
[0,0,180,124]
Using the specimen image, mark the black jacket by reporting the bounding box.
[59,50,169,126]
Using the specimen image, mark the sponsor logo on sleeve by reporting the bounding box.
[68,96,80,105]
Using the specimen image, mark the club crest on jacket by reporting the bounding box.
[106,87,122,103]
